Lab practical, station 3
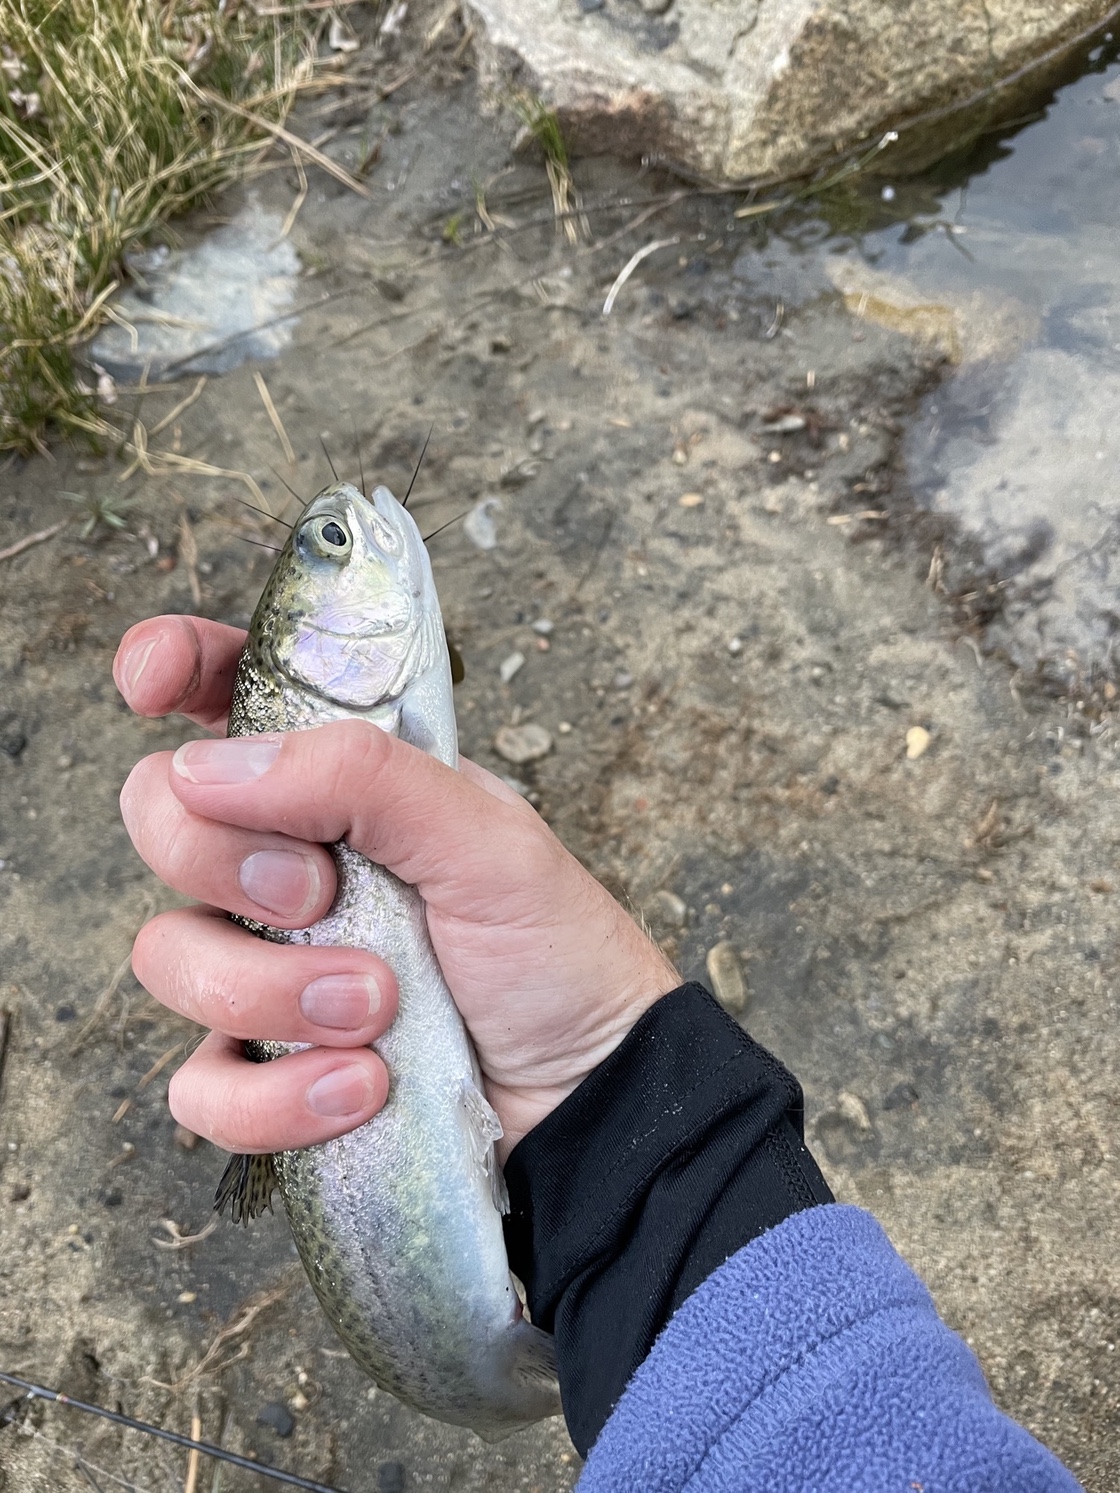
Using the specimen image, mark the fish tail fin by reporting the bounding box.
[214,1151,278,1225]
[472,1319,561,1442]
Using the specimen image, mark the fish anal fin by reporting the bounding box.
[460,1080,509,1216]
[214,1151,278,1225]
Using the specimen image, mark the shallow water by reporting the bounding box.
[90,198,301,382]
[832,31,1120,684]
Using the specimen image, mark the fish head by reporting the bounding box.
[261,481,441,711]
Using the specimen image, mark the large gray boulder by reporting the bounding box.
[463,0,1117,183]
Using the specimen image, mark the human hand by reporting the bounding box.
[115,616,678,1161]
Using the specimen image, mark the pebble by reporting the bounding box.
[499,651,525,684]
[495,723,552,765]
[613,671,634,690]
[883,1082,919,1111]
[377,1463,407,1493]
[463,497,501,550]
[177,1291,197,1304]
[643,889,687,928]
[905,725,931,760]
[706,941,748,1015]
[257,1402,295,1438]
[531,617,554,635]
[173,1124,200,1151]
[760,413,807,433]
[678,492,704,507]
[558,720,573,734]
[728,636,743,655]
[837,1090,873,1132]
[0,716,27,759]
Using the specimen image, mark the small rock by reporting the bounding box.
[489,333,512,352]
[463,497,501,550]
[760,414,807,433]
[501,775,532,798]
[837,1090,873,1132]
[499,651,525,684]
[1089,878,1113,894]
[173,1124,200,1151]
[290,1390,310,1412]
[558,720,573,734]
[639,0,674,13]
[531,617,554,635]
[613,670,633,690]
[377,1463,407,1493]
[728,636,743,654]
[678,491,703,507]
[642,889,687,929]
[0,716,27,759]
[883,1082,919,1111]
[905,725,931,760]
[495,723,552,765]
[257,1402,295,1439]
[177,1291,197,1304]
[706,941,748,1016]
[54,1004,77,1023]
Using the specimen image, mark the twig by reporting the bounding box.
[254,372,297,465]
[150,1283,289,1390]
[184,1402,202,1493]
[178,510,203,609]
[0,519,68,563]
[153,1217,220,1252]
[0,1374,350,1493]
[137,1043,184,1091]
[602,238,680,315]
[146,376,208,441]
[0,1009,11,1103]
[188,83,372,199]
[69,953,134,1055]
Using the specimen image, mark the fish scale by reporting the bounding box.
[217,480,560,1438]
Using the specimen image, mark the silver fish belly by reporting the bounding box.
[220,481,560,1438]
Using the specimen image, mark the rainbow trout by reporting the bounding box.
[216,481,560,1438]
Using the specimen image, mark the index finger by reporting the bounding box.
[115,615,246,733]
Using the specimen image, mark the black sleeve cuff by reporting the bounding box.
[502,982,833,1456]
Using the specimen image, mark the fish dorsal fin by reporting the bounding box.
[215,1151,279,1225]
[460,1080,509,1215]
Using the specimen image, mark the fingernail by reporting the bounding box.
[306,1064,376,1118]
[238,849,320,918]
[299,974,381,1031]
[119,637,157,699]
[173,736,281,784]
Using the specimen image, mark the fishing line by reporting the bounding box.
[422,508,469,544]
[0,1373,352,1493]
[319,436,339,482]
[235,535,283,553]
[402,425,433,509]
[236,498,293,529]
[269,465,304,501]
[351,413,366,496]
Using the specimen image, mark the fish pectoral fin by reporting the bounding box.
[460,1080,510,1216]
[214,1151,278,1225]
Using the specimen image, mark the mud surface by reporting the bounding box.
[2,9,1118,1491]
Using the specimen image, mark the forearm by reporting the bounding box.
[504,984,1081,1493]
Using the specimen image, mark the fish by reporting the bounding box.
[215,480,561,1439]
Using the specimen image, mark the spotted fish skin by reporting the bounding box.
[223,481,560,1438]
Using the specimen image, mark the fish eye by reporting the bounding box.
[300,515,353,561]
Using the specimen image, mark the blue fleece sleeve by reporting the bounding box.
[578,1204,1081,1493]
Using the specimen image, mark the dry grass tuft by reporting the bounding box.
[0,1,321,453]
